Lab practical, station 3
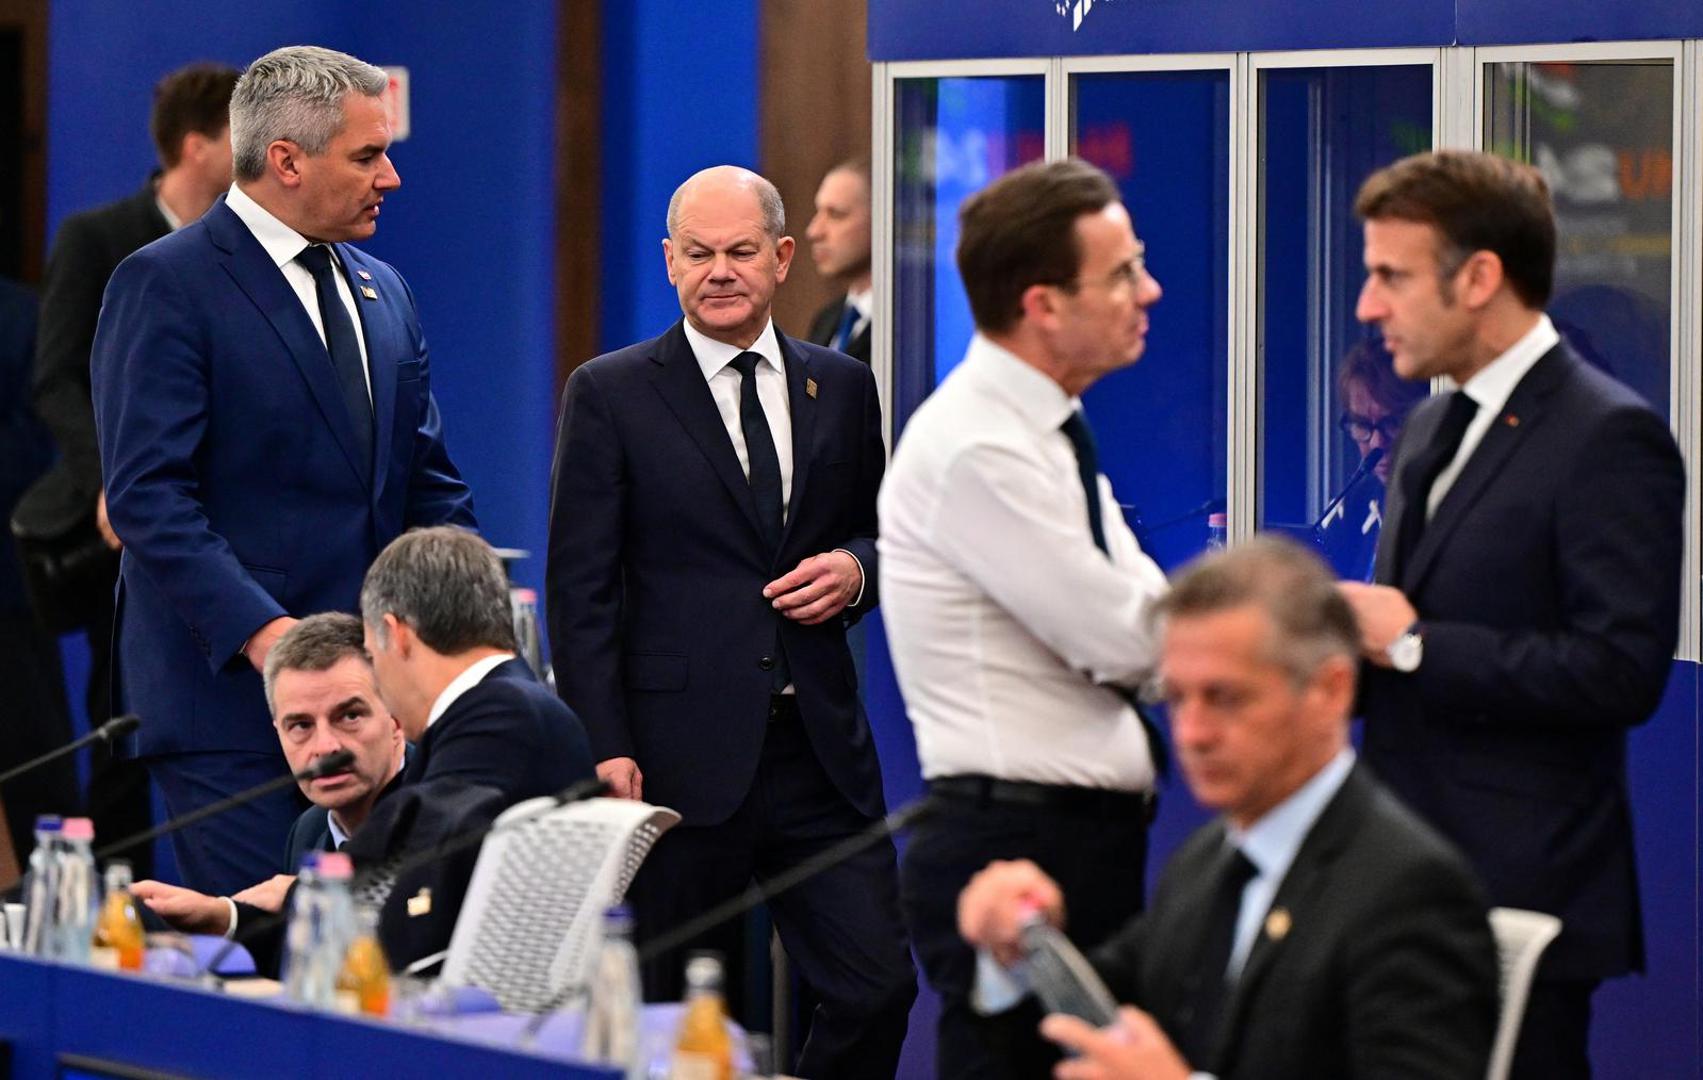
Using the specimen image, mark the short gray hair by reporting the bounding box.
[230,45,389,181]
[360,527,516,655]
[666,165,786,241]
[1154,535,1359,684]
[262,612,371,715]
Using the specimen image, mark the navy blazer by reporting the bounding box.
[547,321,886,825]
[1094,764,1498,1079]
[91,196,475,760]
[1361,342,1684,980]
[404,657,595,804]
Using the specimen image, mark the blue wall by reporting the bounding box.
[47,0,559,595]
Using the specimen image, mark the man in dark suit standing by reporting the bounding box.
[21,63,238,876]
[803,159,871,364]
[91,46,475,898]
[548,165,914,1076]
[1338,151,1685,1080]
[961,537,1498,1080]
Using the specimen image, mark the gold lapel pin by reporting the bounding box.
[356,269,373,281]
[1264,907,1292,941]
[805,378,818,399]
[407,887,433,917]
[1504,414,1520,427]
[360,286,378,300]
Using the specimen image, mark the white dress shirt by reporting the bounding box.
[224,183,373,402]
[1426,314,1558,518]
[684,317,793,515]
[878,334,1168,791]
[426,652,516,730]
[842,286,872,344]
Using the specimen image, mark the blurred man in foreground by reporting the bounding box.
[960,537,1497,1080]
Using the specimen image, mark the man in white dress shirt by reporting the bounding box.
[878,157,1169,1079]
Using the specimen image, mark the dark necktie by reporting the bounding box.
[1178,844,1258,1069]
[832,304,860,353]
[295,244,374,479]
[1394,390,1478,576]
[729,351,790,691]
[1059,408,1168,777]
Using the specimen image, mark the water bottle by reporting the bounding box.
[1206,511,1228,551]
[582,905,644,1079]
[312,852,357,1009]
[283,852,323,1002]
[22,815,62,956]
[53,817,99,965]
[510,586,552,686]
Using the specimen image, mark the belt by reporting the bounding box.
[928,774,1157,822]
[767,694,800,723]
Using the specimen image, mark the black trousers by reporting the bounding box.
[0,615,76,867]
[900,789,1150,1080]
[629,705,916,1079]
[81,589,154,879]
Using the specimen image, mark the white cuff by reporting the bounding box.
[972,947,1030,1015]
[220,896,239,940]
[832,548,867,609]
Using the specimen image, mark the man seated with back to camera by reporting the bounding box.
[131,612,408,971]
[958,536,1498,1080]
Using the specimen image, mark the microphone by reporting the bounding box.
[94,749,354,861]
[1312,447,1384,533]
[0,715,141,789]
[200,776,612,979]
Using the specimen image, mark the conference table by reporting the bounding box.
[0,949,646,1079]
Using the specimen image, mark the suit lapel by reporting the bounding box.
[647,322,766,543]
[1400,347,1567,593]
[1373,399,1443,585]
[342,244,395,506]
[206,200,371,490]
[780,333,816,547]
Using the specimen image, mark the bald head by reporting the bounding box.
[667,165,786,242]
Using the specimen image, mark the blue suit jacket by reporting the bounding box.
[1361,342,1684,981]
[91,196,475,759]
[547,321,886,826]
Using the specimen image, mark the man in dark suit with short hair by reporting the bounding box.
[548,165,913,1076]
[1340,151,1686,1080]
[961,537,1498,1080]
[803,159,872,364]
[91,47,475,898]
[21,62,239,876]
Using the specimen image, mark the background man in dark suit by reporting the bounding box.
[1338,150,1685,1080]
[91,46,475,897]
[129,612,407,941]
[548,165,914,1076]
[961,537,1498,1080]
[20,63,238,877]
[803,158,872,363]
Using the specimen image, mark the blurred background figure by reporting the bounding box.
[804,158,873,363]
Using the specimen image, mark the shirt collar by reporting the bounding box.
[1457,314,1559,417]
[684,318,785,382]
[154,188,183,231]
[1228,747,1356,880]
[425,652,516,730]
[325,744,407,847]
[964,333,1079,433]
[844,287,873,319]
[225,182,317,270]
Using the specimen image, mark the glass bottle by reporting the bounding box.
[582,905,644,1078]
[670,951,733,1080]
[92,859,145,971]
[336,903,391,1016]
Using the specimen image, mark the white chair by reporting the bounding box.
[1485,906,1563,1080]
[440,796,680,1012]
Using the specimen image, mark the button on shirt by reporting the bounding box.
[224,184,373,402]
[1425,314,1558,519]
[878,333,1168,792]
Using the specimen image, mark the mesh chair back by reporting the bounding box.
[1485,906,1563,1080]
[442,796,680,1011]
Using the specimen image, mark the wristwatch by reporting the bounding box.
[1386,621,1424,673]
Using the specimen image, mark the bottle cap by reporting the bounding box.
[512,587,538,603]
[1207,512,1228,528]
[33,814,62,832]
[62,817,94,841]
[298,851,322,873]
[318,851,353,878]
[602,904,634,933]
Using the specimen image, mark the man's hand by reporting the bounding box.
[1041,1007,1191,1080]
[764,550,862,625]
[95,490,121,551]
[232,874,295,913]
[131,879,232,935]
[242,615,300,673]
[957,858,1066,968]
[1337,582,1417,665]
[597,756,644,800]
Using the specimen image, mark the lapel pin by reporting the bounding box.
[360,285,378,300]
[1504,414,1520,427]
[407,887,433,918]
[1264,907,1292,941]
[356,269,373,280]
[805,378,818,399]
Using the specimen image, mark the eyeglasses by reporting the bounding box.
[1058,244,1148,293]
[1337,411,1404,443]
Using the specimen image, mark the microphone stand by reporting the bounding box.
[0,715,141,789]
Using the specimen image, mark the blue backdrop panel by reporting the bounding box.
[869,0,1452,61]
[1460,0,1703,45]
